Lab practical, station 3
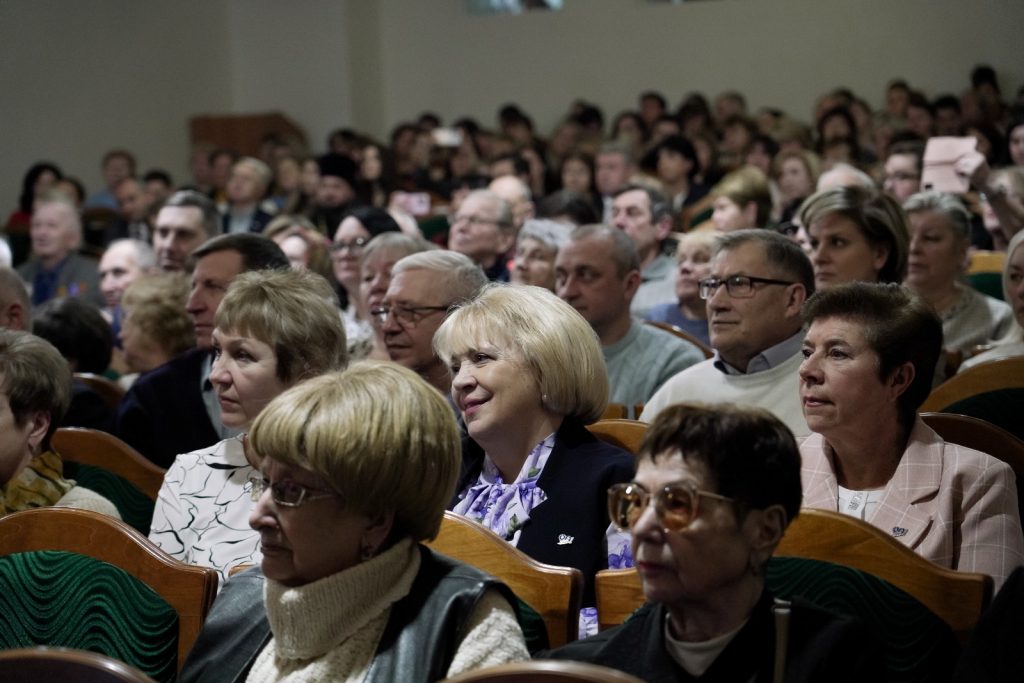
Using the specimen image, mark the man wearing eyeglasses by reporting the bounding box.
[642,230,813,436]
[447,190,515,281]
[377,250,487,394]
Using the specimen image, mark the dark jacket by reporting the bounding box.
[451,418,635,606]
[114,348,218,468]
[180,545,517,683]
[544,592,882,682]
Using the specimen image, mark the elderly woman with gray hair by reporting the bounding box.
[510,218,572,291]
[902,191,1014,354]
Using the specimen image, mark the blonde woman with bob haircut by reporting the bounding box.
[434,283,634,623]
[150,268,347,584]
[180,362,528,681]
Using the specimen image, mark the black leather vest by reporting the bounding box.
[180,544,515,683]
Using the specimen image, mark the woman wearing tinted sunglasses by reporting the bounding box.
[545,403,880,681]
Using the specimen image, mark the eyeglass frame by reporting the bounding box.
[607,481,734,533]
[330,237,370,254]
[369,303,452,327]
[247,471,337,508]
[451,213,509,230]
[698,274,797,300]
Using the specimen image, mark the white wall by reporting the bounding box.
[370,0,1024,137]
[3,0,1022,214]
[0,1,233,204]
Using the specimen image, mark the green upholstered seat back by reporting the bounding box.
[62,462,155,535]
[767,556,960,683]
[966,272,1004,301]
[0,550,178,682]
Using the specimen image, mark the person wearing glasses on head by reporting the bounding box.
[180,363,529,682]
[544,402,880,681]
[149,269,347,585]
[643,230,813,437]
[331,206,402,359]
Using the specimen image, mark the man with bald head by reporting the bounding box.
[488,175,535,234]
[447,189,515,281]
[16,196,102,308]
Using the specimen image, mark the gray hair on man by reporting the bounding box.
[566,223,641,277]
[392,250,489,305]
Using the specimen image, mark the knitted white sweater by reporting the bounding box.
[246,538,528,683]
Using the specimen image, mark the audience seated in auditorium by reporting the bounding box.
[556,224,703,410]
[798,282,1024,590]
[179,363,528,681]
[643,230,812,437]
[115,233,289,468]
[149,268,346,583]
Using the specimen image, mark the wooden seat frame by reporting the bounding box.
[426,512,583,648]
[52,428,166,501]
[0,508,218,670]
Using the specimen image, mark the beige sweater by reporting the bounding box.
[246,538,527,683]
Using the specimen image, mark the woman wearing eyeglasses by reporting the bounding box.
[434,284,634,622]
[149,269,347,584]
[180,363,529,682]
[545,403,879,680]
[798,185,909,291]
[799,282,1024,590]
[331,207,402,359]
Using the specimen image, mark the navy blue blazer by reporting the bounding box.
[451,418,635,606]
[114,348,219,468]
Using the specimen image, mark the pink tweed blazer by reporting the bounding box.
[799,418,1024,591]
